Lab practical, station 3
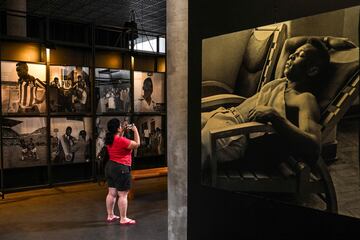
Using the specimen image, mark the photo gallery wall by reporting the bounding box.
[0,60,166,169]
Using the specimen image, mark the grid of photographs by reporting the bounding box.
[95,68,131,113]
[0,60,166,170]
[50,117,92,164]
[134,71,165,113]
[2,117,47,168]
[1,61,46,114]
[49,66,90,113]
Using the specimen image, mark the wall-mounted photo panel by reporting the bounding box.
[134,71,165,113]
[50,117,92,164]
[200,6,359,218]
[95,116,131,158]
[133,116,164,157]
[1,61,46,114]
[95,68,131,113]
[49,66,90,113]
[2,117,47,168]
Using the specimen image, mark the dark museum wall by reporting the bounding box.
[187,0,360,239]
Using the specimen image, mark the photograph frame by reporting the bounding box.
[199,5,359,219]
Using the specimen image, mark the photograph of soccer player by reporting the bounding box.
[1,61,46,114]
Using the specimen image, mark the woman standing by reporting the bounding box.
[105,118,140,225]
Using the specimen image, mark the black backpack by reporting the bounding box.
[96,145,109,183]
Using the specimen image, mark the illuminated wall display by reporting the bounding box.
[133,115,164,158]
[2,117,47,168]
[0,40,166,191]
[1,61,46,114]
[95,68,131,113]
[49,66,90,113]
[134,71,165,113]
[200,6,359,219]
[50,117,92,164]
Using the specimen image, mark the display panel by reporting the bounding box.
[200,7,359,218]
[50,117,92,164]
[95,68,131,113]
[1,61,46,114]
[2,117,47,168]
[49,66,90,113]
[133,116,164,157]
[134,71,165,112]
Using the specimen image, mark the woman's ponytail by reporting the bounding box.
[105,118,120,145]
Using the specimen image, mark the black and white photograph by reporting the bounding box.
[134,71,165,112]
[50,117,92,164]
[95,116,132,159]
[2,117,47,168]
[201,6,359,218]
[1,61,46,114]
[133,116,164,157]
[49,66,90,113]
[95,68,131,113]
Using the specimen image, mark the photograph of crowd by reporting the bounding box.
[50,117,92,164]
[133,116,164,157]
[95,116,131,159]
[95,68,131,113]
[49,66,90,113]
[1,61,46,114]
[2,117,47,168]
[134,71,165,112]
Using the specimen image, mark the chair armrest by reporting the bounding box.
[209,122,275,141]
[202,94,247,111]
[208,122,275,185]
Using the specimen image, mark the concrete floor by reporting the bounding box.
[0,183,168,240]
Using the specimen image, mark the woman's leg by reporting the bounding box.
[106,187,119,220]
[118,190,135,224]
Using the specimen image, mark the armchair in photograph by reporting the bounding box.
[202,24,287,110]
[203,36,359,213]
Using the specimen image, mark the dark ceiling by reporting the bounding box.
[0,0,166,34]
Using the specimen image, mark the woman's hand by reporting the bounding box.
[130,124,138,132]
[247,105,279,123]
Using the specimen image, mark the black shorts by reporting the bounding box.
[105,160,132,191]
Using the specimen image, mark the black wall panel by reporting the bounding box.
[188,0,360,238]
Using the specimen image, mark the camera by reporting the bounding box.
[126,123,134,130]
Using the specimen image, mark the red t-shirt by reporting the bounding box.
[107,135,132,166]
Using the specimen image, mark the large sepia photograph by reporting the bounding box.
[134,71,165,112]
[133,116,164,157]
[201,6,359,218]
[2,117,47,168]
[1,61,46,114]
[49,66,90,113]
[50,117,92,164]
[95,68,131,113]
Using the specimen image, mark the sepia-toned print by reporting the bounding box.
[49,66,90,113]
[133,116,164,157]
[134,71,165,112]
[201,6,359,218]
[2,117,47,168]
[95,68,131,113]
[1,61,46,114]
[50,117,92,164]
